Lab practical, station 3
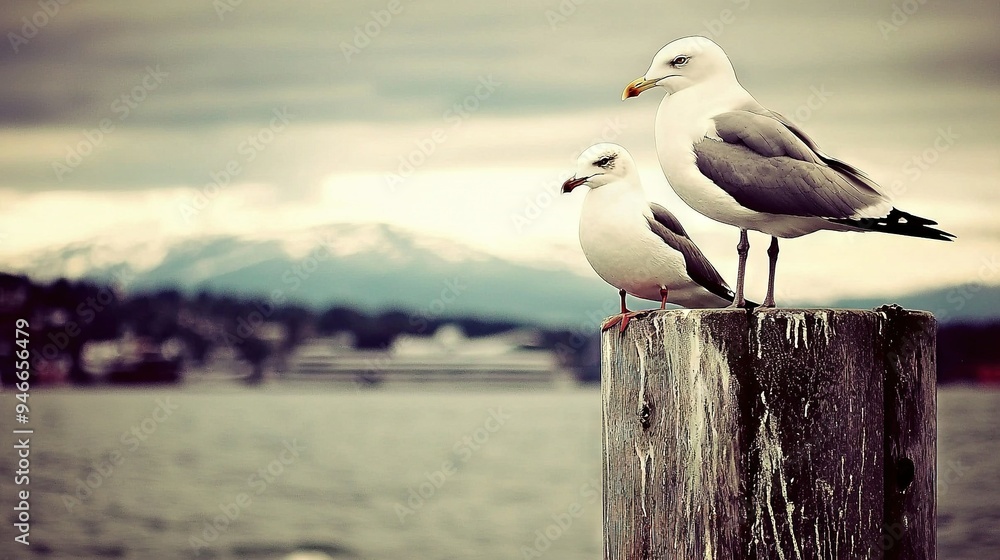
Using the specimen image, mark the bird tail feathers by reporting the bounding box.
[829,208,956,241]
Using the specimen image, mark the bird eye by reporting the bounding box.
[671,55,690,67]
[595,157,612,167]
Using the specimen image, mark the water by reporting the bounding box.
[937,387,1000,559]
[0,385,996,559]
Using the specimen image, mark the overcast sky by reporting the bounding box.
[1,0,997,303]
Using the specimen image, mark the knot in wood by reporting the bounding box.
[638,401,652,431]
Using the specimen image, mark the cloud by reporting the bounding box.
[0,0,997,302]
[1,126,996,304]
[1,0,997,128]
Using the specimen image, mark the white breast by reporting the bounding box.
[578,183,696,303]
[653,88,838,239]
[654,90,751,226]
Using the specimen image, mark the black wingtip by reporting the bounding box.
[829,208,956,241]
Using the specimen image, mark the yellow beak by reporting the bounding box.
[622,77,659,100]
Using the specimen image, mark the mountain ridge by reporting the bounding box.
[6,223,998,326]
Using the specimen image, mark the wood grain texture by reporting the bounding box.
[601,308,936,560]
[878,305,937,560]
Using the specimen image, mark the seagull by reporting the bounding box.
[561,143,752,332]
[622,36,955,307]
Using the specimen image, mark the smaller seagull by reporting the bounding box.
[562,143,753,332]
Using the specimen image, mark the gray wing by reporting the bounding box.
[647,203,734,302]
[692,111,889,219]
[765,109,888,196]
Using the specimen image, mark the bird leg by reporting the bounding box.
[659,287,669,310]
[602,289,643,333]
[761,236,779,308]
[728,229,749,308]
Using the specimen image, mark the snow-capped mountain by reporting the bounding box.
[7,222,999,326]
[9,223,618,326]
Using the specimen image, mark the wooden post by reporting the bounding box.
[601,306,936,560]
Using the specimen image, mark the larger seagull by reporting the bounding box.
[623,36,954,307]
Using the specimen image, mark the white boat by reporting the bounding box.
[283,326,563,385]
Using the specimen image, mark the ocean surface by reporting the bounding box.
[0,384,996,560]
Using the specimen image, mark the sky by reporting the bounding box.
[1,0,998,304]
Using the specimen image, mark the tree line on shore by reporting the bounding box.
[1,272,995,385]
[0,273,598,384]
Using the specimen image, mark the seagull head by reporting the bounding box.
[561,143,636,193]
[622,36,736,99]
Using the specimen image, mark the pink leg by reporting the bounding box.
[602,289,644,333]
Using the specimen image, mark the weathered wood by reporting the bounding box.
[601,307,936,560]
[880,306,936,559]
